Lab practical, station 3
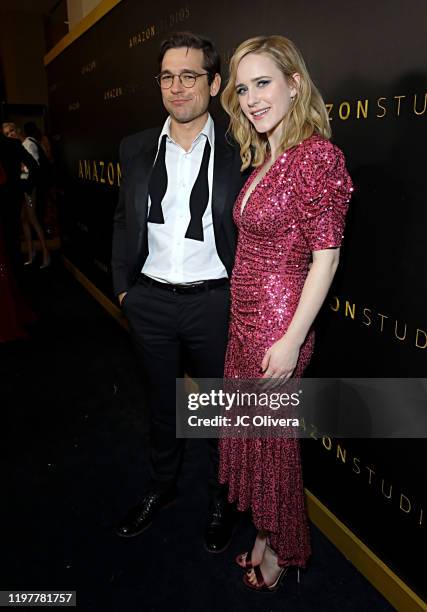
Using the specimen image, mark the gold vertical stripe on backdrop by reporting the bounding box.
[44,0,123,66]
[306,491,427,612]
[62,256,128,330]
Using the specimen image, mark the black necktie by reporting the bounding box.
[185,138,211,241]
[147,135,211,242]
[147,134,167,224]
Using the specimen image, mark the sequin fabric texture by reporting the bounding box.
[219,134,353,568]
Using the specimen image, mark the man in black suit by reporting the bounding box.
[112,32,245,551]
[0,131,38,275]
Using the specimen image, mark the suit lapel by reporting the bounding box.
[133,143,158,225]
[212,123,234,237]
[130,130,160,263]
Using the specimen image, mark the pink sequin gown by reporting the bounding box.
[219,134,353,568]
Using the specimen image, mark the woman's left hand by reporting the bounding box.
[261,336,301,385]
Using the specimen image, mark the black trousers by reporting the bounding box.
[123,276,230,500]
[0,190,23,277]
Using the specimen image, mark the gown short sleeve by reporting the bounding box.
[292,138,353,251]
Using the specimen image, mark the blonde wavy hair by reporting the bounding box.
[2,122,18,136]
[221,35,331,169]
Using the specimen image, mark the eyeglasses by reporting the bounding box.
[155,72,209,89]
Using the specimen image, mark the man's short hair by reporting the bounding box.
[23,121,40,138]
[158,31,221,84]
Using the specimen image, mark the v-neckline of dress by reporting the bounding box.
[239,150,293,217]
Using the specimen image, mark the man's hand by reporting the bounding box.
[118,292,127,307]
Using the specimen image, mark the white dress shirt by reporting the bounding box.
[20,138,39,181]
[142,114,228,284]
[22,137,39,163]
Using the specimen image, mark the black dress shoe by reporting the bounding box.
[204,499,235,553]
[116,489,176,538]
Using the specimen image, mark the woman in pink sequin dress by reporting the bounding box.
[218,36,353,591]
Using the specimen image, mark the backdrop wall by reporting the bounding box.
[45,0,427,601]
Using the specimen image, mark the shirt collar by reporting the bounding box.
[158,114,215,152]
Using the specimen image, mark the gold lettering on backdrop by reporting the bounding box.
[413,93,427,115]
[330,296,427,350]
[158,6,191,34]
[394,320,407,341]
[309,423,319,440]
[316,438,424,528]
[362,308,372,326]
[327,92,427,121]
[356,99,369,119]
[381,479,392,500]
[300,418,319,440]
[394,95,406,116]
[77,221,88,233]
[330,296,340,312]
[99,161,105,183]
[129,6,190,48]
[94,259,108,273]
[322,436,332,451]
[366,466,375,485]
[81,60,96,75]
[77,160,122,188]
[338,101,351,120]
[378,313,388,332]
[376,97,387,118]
[345,300,355,320]
[107,162,115,185]
[337,444,346,463]
[129,24,156,48]
[415,329,427,349]
[104,87,123,100]
[92,161,99,182]
[68,101,80,111]
[352,456,361,474]
[400,493,411,513]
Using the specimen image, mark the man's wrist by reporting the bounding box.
[118,291,127,306]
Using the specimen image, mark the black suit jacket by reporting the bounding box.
[0,134,39,196]
[111,121,247,296]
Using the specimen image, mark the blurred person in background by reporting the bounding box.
[2,122,50,268]
[0,130,37,340]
